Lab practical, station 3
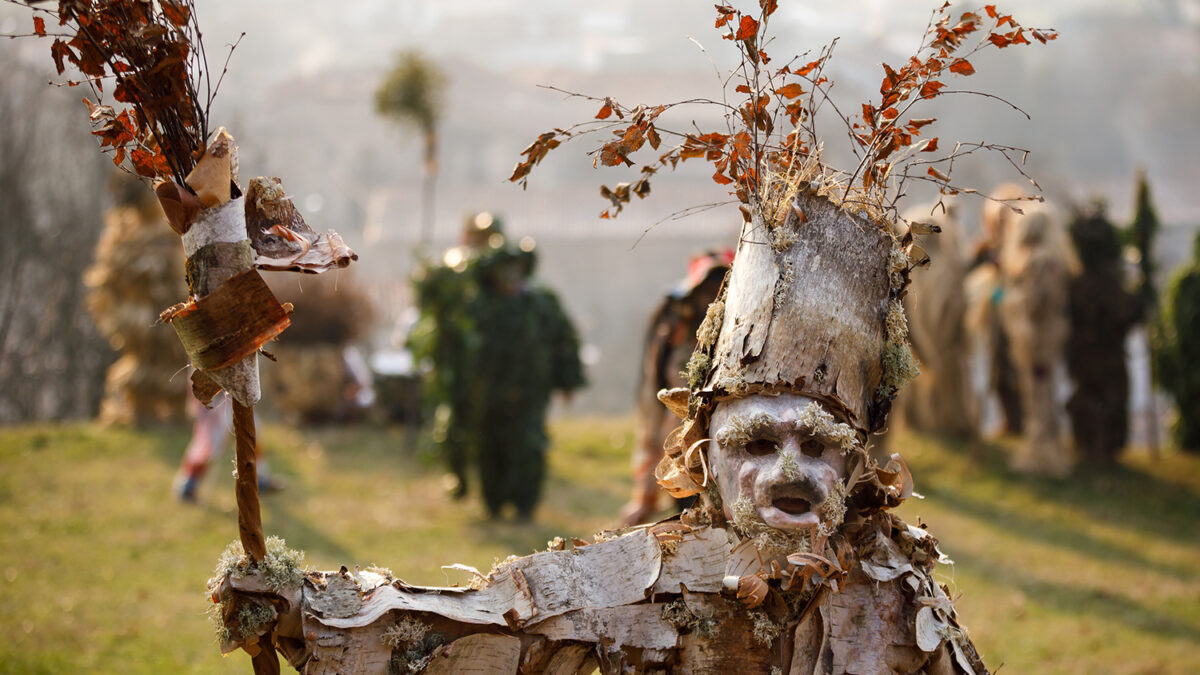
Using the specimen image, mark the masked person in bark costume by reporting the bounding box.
[211,189,987,674]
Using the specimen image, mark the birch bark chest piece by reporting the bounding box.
[240,520,983,674]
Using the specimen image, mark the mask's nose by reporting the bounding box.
[761,444,829,516]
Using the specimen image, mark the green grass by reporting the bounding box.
[0,419,1197,673]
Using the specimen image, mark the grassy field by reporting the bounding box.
[0,418,1197,674]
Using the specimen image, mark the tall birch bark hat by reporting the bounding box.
[654,186,920,501]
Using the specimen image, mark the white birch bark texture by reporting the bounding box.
[222,520,987,674]
[179,196,260,406]
[706,193,895,431]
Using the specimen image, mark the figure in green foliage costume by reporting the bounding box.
[472,246,585,519]
[1155,232,1200,452]
[407,213,503,498]
[1065,203,1140,462]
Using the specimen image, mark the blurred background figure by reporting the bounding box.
[966,183,1027,437]
[174,393,283,502]
[407,212,505,499]
[470,234,585,520]
[896,202,978,441]
[264,272,377,425]
[621,249,732,525]
[1154,231,1200,453]
[1065,201,1140,463]
[999,201,1080,476]
[84,173,188,427]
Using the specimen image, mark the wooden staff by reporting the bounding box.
[169,188,286,674]
[232,400,267,562]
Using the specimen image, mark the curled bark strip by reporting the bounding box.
[167,268,292,371]
[156,181,205,235]
[253,229,358,274]
[191,369,224,407]
[244,177,357,274]
[683,438,715,488]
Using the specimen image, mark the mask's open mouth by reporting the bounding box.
[772,497,812,515]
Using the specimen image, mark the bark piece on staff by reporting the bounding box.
[245,177,358,273]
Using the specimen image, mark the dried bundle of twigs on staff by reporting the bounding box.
[14,2,357,672]
[17,0,226,186]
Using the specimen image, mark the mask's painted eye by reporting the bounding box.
[800,438,825,458]
[745,439,778,456]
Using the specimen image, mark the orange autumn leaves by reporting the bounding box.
[510,3,1056,218]
[29,1,207,185]
[846,3,1055,194]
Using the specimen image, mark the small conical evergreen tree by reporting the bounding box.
[1128,169,1161,314]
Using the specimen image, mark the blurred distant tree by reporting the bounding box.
[1126,170,1163,453]
[1154,232,1200,452]
[1126,169,1161,313]
[375,50,446,247]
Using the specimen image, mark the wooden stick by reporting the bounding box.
[251,644,281,675]
[232,400,278,674]
[231,399,267,563]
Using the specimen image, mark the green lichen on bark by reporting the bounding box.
[878,339,920,398]
[207,536,305,645]
[795,402,859,453]
[696,298,725,351]
[749,609,782,646]
[817,479,848,536]
[210,535,306,593]
[714,411,774,448]
[381,615,431,649]
[661,598,718,639]
[682,351,712,391]
[386,630,446,675]
[887,247,909,291]
[779,449,800,482]
[731,496,810,558]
